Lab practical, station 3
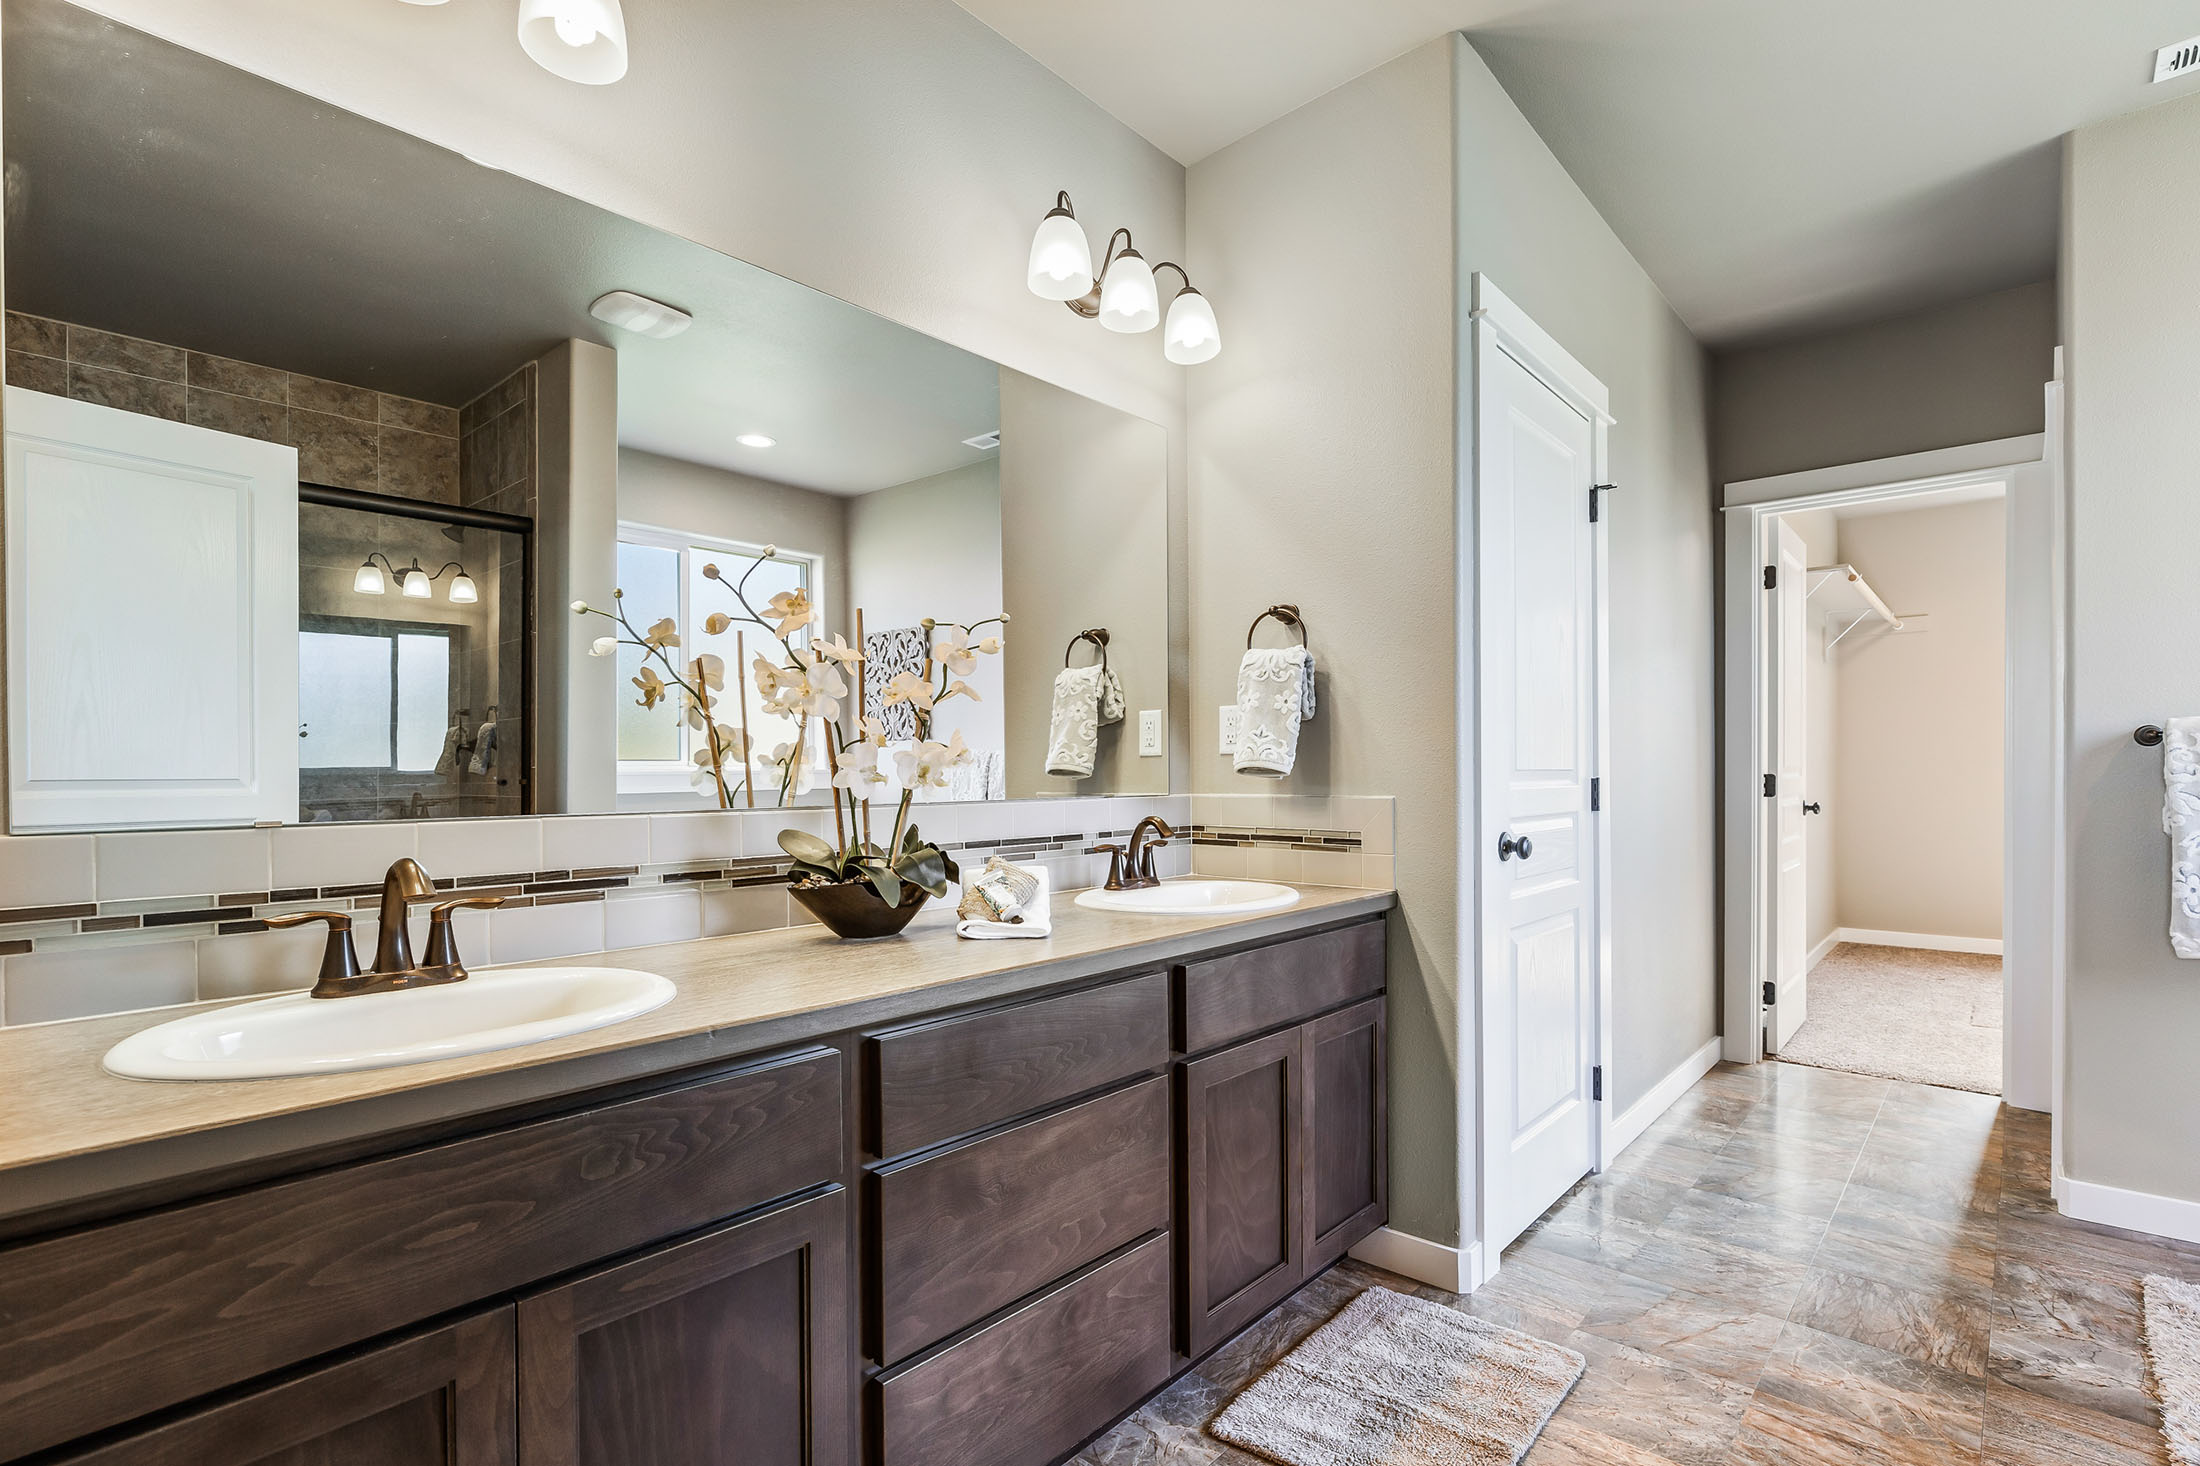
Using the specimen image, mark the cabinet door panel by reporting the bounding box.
[1181,1028,1303,1357]
[50,1308,513,1466]
[1303,997,1387,1272]
[517,1188,849,1466]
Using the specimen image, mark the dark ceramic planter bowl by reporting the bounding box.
[789,879,930,940]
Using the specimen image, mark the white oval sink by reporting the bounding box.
[1075,880,1300,916]
[102,967,676,1081]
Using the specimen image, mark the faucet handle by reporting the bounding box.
[1093,843,1130,891]
[264,910,364,998]
[422,895,505,976]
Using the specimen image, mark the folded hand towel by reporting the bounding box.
[468,720,497,776]
[1233,646,1316,777]
[2165,718,2200,958]
[957,864,1052,940]
[1045,664,1125,778]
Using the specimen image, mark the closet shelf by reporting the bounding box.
[1807,563,1902,630]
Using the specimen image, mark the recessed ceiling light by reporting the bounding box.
[736,433,777,449]
[589,290,692,339]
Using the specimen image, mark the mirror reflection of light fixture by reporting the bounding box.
[517,0,629,85]
[354,553,479,602]
[1028,192,1219,363]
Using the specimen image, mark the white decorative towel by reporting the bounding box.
[957,865,1052,940]
[2165,718,2200,958]
[1045,664,1125,778]
[1233,646,1316,778]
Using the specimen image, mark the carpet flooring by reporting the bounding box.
[1775,942,2002,1094]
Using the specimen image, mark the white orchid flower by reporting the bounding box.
[883,670,935,711]
[588,635,617,658]
[834,739,889,790]
[764,588,815,636]
[811,633,861,666]
[932,626,978,677]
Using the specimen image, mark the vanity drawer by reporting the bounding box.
[873,1232,1171,1466]
[873,1075,1169,1364]
[869,970,1168,1157]
[1179,918,1385,1054]
[0,1048,843,1462]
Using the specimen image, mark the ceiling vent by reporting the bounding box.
[2154,34,2200,83]
[962,430,1001,451]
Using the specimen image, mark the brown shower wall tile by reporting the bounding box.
[6,311,65,357]
[286,372,376,420]
[5,350,67,394]
[69,362,185,420]
[379,392,459,437]
[187,387,288,444]
[290,407,379,490]
[188,351,287,403]
[67,323,185,380]
[379,426,460,503]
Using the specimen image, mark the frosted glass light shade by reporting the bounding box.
[401,568,433,599]
[1098,249,1159,333]
[1164,288,1222,365]
[1027,211,1094,300]
[354,561,385,595]
[448,573,479,605]
[518,0,628,84]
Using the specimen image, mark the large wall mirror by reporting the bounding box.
[0,0,1171,834]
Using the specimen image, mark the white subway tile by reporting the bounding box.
[1194,842,1247,878]
[0,834,96,908]
[487,901,606,965]
[270,823,417,890]
[98,829,272,900]
[418,819,542,879]
[605,889,704,950]
[1362,855,1395,890]
[1299,850,1363,889]
[650,812,742,865]
[543,815,651,871]
[3,940,198,1024]
[1245,845,1301,883]
[703,884,791,936]
[195,925,329,1000]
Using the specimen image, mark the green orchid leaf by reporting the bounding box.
[861,862,903,908]
[899,848,948,896]
[938,848,961,885]
[778,828,838,867]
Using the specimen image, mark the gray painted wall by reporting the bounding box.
[2064,88,2200,1203]
[1713,281,2057,485]
[1185,36,1716,1251]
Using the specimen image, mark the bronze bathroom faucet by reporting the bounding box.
[1096,816,1177,891]
[264,858,505,999]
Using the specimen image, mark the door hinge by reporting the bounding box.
[1592,1065,1604,1102]
[1763,564,1778,590]
[1590,776,1601,812]
[1589,483,1616,522]
[1762,980,1777,1006]
[1763,773,1777,798]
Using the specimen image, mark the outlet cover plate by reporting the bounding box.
[1219,705,1241,754]
[1138,709,1163,757]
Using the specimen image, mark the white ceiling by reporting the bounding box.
[953,0,2200,345]
[4,0,1001,494]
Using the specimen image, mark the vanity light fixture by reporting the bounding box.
[517,0,629,84]
[589,289,691,339]
[1027,192,1220,364]
[355,554,479,603]
[735,433,777,449]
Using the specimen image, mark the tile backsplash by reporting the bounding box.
[0,795,1394,1027]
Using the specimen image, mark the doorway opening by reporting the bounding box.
[1765,487,2006,1094]
[1721,429,2059,1119]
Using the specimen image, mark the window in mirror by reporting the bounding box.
[299,624,453,775]
[615,524,824,805]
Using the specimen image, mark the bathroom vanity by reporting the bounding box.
[0,889,1390,1466]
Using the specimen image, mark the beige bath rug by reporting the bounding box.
[1208,1285,1584,1466]
[2144,1273,2200,1465]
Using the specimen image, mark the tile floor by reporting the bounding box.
[1074,1060,2198,1465]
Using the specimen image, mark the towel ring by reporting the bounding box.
[1246,604,1309,650]
[1063,627,1110,673]
[2137,724,2166,747]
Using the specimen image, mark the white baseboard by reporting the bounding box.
[2058,1174,2200,1246]
[1349,1227,1479,1293]
[1835,926,2003,956]
[1606,1036,1723,1162]
[1807,930,1841,969]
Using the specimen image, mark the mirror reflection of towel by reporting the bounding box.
[1045,664,1123,778]
[469,720,497,776]
[434,725,464,776]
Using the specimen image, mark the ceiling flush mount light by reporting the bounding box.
[1028,192,1220,364]
[516,0,629,84]
[590,290,691,338]
[735,433,777,449]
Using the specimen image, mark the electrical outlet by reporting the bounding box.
[1137,709,1163,757]
[1219,705,1241,754]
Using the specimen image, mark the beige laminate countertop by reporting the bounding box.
[0,883,1392,1227]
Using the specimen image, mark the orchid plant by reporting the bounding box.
[576,546,1006,909]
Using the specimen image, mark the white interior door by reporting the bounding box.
[5,386,299,830]
[1479,339,1599,1254]
[1769,519,1810,1049]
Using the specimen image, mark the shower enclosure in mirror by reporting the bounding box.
[0,0,1171,834]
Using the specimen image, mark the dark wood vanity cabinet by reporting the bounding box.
[5,910,1388,1466]
[516,1188,850,1466]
